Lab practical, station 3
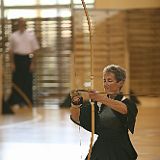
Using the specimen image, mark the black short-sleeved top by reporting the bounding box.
[78,94,138,160]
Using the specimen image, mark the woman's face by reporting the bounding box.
[103,72,123,95]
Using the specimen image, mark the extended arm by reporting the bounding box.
[89,92,128,114]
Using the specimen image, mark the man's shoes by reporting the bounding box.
[2,99,15,115]
[3,110,15,115]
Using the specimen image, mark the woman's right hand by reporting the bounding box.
[71,95,83,105]
[71,90,83,105]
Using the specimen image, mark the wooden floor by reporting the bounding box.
[0,104,160,160]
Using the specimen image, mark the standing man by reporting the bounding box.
[8,17,40,108]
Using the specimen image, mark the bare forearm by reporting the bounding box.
[9,50,14,64]
[100,96,127,114]
[29,52,37,72]
[70,105,80,123]
[90,93,128,114]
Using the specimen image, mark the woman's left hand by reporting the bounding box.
[89,91,102,102]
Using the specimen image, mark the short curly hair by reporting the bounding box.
[103,64,126,82]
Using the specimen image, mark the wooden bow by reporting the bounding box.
[80,1,95,159]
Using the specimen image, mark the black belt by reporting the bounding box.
[14,53,33,58]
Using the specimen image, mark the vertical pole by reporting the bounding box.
[0,0,5,114]
[123,11,130,94]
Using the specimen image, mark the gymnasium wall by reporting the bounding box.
[95,0,160,9]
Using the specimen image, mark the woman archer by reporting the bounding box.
[70,64,138,160]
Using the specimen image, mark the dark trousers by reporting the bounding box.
[8,54,33,106]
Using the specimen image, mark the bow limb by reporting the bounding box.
[80,1,95,160]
